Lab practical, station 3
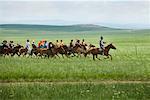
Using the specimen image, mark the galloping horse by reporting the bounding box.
[11,44,23,56]
[48,42,69,58]
[71,44,87,57]
[0,44,9,56]
[56,45,69,58]
[2,44,23,56]
[85,43,116,60]
[19,47,28,56]
[30,44,49,58]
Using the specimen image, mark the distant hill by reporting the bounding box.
[0,24,121,32]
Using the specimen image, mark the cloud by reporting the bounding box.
[0,0,149,28]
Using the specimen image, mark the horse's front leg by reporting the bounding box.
[108,54,112,60]
[56,53,60,58]
[61,54,64,58]
[71,51,76,57]
[16,52,20,57]
[11,52,15,57]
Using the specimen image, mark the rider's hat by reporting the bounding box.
[100,36,103,39]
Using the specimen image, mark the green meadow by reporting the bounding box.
[0,25,150,99]
[0,83,150,100]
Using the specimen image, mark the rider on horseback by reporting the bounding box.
[99,36,106,55]
[75,40,81,47]
[60,40,65,51]
[69,40,74,48]
[2,40,8,49]
[38,41,42,48]
[43,40,48,49]
[25,39,31,52]
[81,39,87,46]
[55,40,60,48]
[60,40,64,46]
[8,41,15,48]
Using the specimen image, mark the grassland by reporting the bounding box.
[0,25,150,99]
[0,82,150,100]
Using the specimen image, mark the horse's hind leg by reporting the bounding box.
[96,54,100,60]
[93,54,95,60]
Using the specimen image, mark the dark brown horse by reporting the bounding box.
[85,43,116,60]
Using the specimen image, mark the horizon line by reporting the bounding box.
[0,23,150,30]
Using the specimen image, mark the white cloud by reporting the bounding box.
[0,0,149,28]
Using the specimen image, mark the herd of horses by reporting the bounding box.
[0,41,116,60]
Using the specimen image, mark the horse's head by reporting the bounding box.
[48,42,55,48]
[109,43,116,50]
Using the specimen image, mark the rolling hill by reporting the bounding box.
[0,24,120,32]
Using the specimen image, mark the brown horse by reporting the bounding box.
[11,44,23,56]
[30,43,67,58]
[2,44,23,56]
[85,43,116,60]
[19,47,28,56]
[56,45,69,58]
[71,44,87,57]
[48,42,69,58]
[30,44,49,58]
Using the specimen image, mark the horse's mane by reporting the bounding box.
[105,43,111,48]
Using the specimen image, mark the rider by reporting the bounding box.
[2,40,8,49]
[25,39,31,50]
[69,40,74,48]
[81,39,86,46]
[55,40,60,48]
[99,36,106,54]
[32,40,37,48]
[43,40,48,49]
[38,41,42,48]
[75,39,81,46]
[8,41,15,48]
[60,40,64,47]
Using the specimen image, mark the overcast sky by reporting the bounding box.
[0,0,150,29]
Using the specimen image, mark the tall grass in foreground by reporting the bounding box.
[0,83,150,100]
[0,51,150,81]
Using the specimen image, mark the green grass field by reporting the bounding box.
[0,27,150,99]
[0,82,150,100]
